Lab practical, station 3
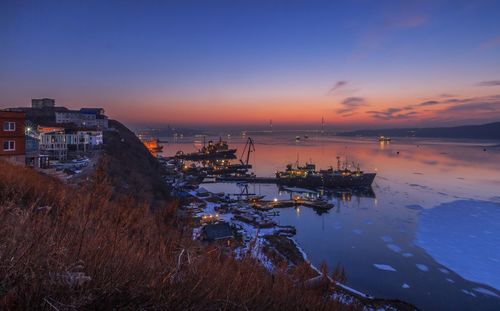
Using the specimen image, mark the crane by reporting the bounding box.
[239,137,255,167]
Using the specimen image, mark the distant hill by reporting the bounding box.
[338,122,500,140]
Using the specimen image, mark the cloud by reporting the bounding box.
[444,101,500,112]
[328,81,348,95]
[336,97,367,115]
[439,93,456,98]
[479,36,500,51]
[366,108,418,120]
[477,80,500,87]
[417,100,440,107]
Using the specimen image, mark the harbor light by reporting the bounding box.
[273,198,278,202]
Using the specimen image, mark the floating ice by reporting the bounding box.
[380,235,393,243]
[472,287,500,298]
[461,289,477,297]
[387,244,402,253]
[416,264,429,272]
[415,200,500,290]
[373,264,397,272]
[402,283,410,289]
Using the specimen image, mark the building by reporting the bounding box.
[55,108,108,129]
[201,222,234,241]
[38,127,103,160]
[0,111,26,164]
[32,98,55,109]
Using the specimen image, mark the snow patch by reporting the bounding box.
[472,287,500,298]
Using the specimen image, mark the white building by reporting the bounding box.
[55,108,108,129]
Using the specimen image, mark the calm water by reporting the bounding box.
[162,134,500,311]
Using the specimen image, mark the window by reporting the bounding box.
[3,141,15,151]
[3,121,16,131]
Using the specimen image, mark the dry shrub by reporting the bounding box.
[0,160,353,310]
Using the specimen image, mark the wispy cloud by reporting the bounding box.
[417,100,440,107]
[336,97,367,115]
[477,80,500,86]
[479,36,500,51]
[366,108,418,120]
[328,81,348,95]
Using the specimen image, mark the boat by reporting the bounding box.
[276,157,375,188]
[175,137,237,160]
[295,136,301,141]
[378,136,391,142]
[142,138,164,154]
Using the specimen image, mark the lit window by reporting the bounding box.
[3,121,16,131]
[3,141,15,151]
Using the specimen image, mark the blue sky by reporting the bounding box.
[1,0,500,128]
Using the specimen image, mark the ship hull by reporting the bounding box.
[276,173,376,189]
[176,149,237,160]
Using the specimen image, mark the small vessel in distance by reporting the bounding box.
[142,138,164,154]
[378,136,391,142]
[176,137,237,160]
[276,156,376,188]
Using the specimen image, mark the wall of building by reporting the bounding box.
[0,111,26,158]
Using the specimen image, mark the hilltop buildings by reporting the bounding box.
[1,98,108,164]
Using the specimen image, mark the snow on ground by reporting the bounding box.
[415,200,500,290]
[373,264,397,272]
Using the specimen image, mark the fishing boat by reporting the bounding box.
[176,137,237,160]
[276,157,375,188]
[378,136,391,142]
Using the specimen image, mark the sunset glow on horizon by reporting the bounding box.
[2,0,500,129]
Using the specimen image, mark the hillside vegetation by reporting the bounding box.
[0,159,354,310]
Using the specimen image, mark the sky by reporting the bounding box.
[1,0,500,130]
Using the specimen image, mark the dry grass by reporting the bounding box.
[0,160,355,310]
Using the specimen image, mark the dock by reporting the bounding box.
[215,176,278,183]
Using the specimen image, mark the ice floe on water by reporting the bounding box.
[473,287,500,298]
[402,283,410,289]
[462,289,477,297]
[416,200,500,290]
[380,235,392,243]
[373,264,397,272]
[416,264,429,272]
[438,268,450,274]
[386,244,402,253]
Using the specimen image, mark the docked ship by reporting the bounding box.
[276,157,376,189]
[175,137,237,160]
[142,138,164,154]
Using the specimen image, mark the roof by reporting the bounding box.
[80,108,104,115]
[202,223,233,240]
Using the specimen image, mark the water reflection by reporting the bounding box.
[163,134,500,310]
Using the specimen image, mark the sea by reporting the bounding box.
[161,133,500,311]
